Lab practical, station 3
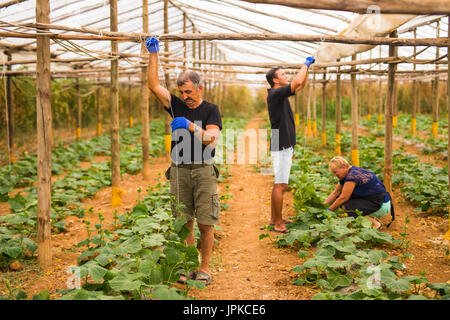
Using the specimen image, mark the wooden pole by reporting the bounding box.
[321,71,327,148]
[351,54,359,166]
[76,77,82,139]
[306,81,312,137]
[445,15,450,254]
[96,74,102,136]
[183,12,187,67]
[312,72,317,136]
[335,61,341,156]
[5,51,15,163]
[164,0,172,153]
[141,0,150,180]
[412,29,417,135]
[294,91,300,127]
[432,21,440,138]
[36,0,52,270]
[384,30,397,196]
[378,78,383,124]
[239,0,450,15]
[128,77,133,128]
[110,0,122,207]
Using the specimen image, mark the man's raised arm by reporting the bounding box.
[146,36,171,109]
[291,56,315,93]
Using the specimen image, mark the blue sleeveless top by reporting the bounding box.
[339,166,386,198]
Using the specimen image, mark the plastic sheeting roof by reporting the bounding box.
[0,0,448,86]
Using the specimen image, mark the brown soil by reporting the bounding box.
[0,117,448,300]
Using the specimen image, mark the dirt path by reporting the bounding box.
[189,117,316,300]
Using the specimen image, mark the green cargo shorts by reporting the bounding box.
[167,163,220,226]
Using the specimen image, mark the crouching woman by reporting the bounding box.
[324,156,394,229]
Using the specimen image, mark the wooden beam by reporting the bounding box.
[0,0,27,9]
[240,0,450,15]
[36,0,52,270]
[1,29,449,47]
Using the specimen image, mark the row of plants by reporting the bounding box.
[359,113,449,159]
[261,135,449,300]
[0,122,166,270]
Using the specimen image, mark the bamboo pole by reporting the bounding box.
[110,0,123,207]
[432,21,440,138]
[351,54,359,167]
[412,29,418,135]
[321,71,327,148]
[141,0,150,180]
[384,30,397,197]
[335,61,341,156]
[5,51,15,163]
[240,0,450,15]
[36,0,52,270]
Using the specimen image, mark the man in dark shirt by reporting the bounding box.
[266,56,315,233]
[146,36,221,286]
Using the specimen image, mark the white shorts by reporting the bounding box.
[271,147,293,184]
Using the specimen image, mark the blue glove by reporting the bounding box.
[304,56,315,69]
[145,36,159,53]
[170,117,191,132]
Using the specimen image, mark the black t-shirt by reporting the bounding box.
[267,84,296,151]
[164,94,222,163]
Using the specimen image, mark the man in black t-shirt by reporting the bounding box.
[146,36,221,286]
[265,57,315,233]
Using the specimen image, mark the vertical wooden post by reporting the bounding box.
[335,61,341,156]
[294,91,300,127]
[306,81,312,137]
[432,21,440,138]
[378,45,383,124]
[411,28,417,135]
[392,74,398,127]
[163,0,171,153]
[445,16,450,254]
[367,50,372,121]
[110,0,122,206]
[384,30,397,196]
[351,54,359,166]
[312,72,317,136]
[128,77,133,128]
[96,74,102,136]
[5,51,15,163]
[141,0,150,180]
[183,12,187,67]
[36,0,52,269]
[76,77,82,139]
[321,71,327,148]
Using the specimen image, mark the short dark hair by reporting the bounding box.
[177,70,202,88]
[266,67,281,88]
